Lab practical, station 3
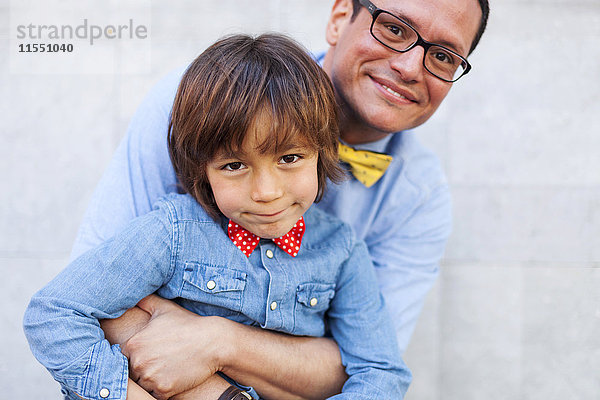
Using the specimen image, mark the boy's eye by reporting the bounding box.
[279,154,301,164]
[223,162,245,171]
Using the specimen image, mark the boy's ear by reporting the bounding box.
[325,0,353,47]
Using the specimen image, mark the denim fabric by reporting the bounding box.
[69,62,452,358]
[24,194,410,400]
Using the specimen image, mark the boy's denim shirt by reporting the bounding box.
[24,193,410,400]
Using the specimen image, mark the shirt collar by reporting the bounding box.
[227,217,306,258]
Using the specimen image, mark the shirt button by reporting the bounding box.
[99,388,110,398]
[310,297,318,307]
[206,280,216,290]
[270,301,278,311]
[266,249,274,258]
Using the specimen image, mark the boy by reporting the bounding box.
[24,34,410,400]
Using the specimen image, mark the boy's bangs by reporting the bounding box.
[254,106,318,155]
[217,104,318,158]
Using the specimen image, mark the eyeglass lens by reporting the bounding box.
[372,12,467,81]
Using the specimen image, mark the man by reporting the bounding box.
[75,0,489,398]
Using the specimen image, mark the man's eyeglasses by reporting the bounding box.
[359,0,471,82]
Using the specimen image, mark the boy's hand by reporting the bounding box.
[120,295,233,400]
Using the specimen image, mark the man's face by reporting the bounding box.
[322,0,482,144]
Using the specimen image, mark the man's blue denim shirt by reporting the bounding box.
[24,193,411,400]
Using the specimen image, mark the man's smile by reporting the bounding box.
[369,75,419,105]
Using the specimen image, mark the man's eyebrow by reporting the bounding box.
[387,8,467,55]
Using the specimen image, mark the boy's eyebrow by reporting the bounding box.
[212,141,313,161]
[274,142,311,153]
[213,148,245,160]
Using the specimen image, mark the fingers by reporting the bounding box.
[137,294,194,319]
[121,327,143,359]
[127,353,172,399]
[136,294,164,316]
[128,360,141,384]
[102,306,152,346]
[136,374,175,400]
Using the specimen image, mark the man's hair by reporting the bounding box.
[350,0,490,55]
[168,33,344,220]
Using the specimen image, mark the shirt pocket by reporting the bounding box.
[181,262,247,315]
[294,282,336,336]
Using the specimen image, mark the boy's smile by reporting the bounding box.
[206,114,319,240]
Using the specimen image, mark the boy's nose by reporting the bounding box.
[250,170,284,203]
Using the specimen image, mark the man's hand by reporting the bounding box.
[101,306,152,346]
[170,374,232,400]
[102,294,347,399]
[120,295,232,400]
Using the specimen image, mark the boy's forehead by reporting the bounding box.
[214,130,313,160]
[246,130,312,154]
[245,110,314,150]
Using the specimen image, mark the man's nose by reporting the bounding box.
[389,45,425,82]
[250,169,284,203]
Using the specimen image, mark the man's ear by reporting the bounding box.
[325,0,353,46]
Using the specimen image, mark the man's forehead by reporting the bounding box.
[369,0,481,55]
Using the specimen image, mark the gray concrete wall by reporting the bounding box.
[1,0,599,398]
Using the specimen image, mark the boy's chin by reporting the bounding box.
[252,226,292,240]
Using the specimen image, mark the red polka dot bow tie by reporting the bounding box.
[227,217,305,258]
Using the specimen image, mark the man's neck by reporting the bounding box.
[339,113,391,145]
[340,128,390,145]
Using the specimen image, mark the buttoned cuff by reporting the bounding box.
[54,341,128,400]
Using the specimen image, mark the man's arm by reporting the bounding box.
[368,181,452,354]
[127,379,157,400]
[103,295,347,400]
[217,324,347,400]
[102,308,233,400]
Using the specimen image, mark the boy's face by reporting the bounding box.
[206,116,319,239]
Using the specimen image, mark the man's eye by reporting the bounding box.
[280,154,301,164]
[386,25,402,35]
[384,24,404,38]
[223,162,244,170]
[432,50,455,65]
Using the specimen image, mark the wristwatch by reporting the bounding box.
[217,385,253,400]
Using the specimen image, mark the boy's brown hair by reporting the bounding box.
[168,33,344,219]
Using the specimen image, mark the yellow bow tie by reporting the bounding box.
[338,142,393,188]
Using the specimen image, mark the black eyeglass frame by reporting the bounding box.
[358,0,472,82]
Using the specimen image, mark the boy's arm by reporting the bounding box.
[325,239,411,399]
[104,295,348,400]
[23,212,174,400]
